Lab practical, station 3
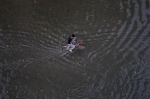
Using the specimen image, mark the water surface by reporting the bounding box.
[0,0,150,99]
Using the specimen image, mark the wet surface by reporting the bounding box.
[0,0,150,98]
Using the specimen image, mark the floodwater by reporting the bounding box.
[0,0,150,99]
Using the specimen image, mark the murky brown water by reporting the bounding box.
[0,0,150,99]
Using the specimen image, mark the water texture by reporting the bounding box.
[0,0,150,99]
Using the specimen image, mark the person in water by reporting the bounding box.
[67,34,76,52]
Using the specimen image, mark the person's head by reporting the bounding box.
[72,34,75,38]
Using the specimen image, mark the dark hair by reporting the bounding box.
[72,34,75,37]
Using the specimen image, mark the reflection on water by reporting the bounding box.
[0,0,150,98]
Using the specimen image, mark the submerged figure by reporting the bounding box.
[62,34,85,52]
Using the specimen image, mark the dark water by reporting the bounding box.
[0,0,150,98]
